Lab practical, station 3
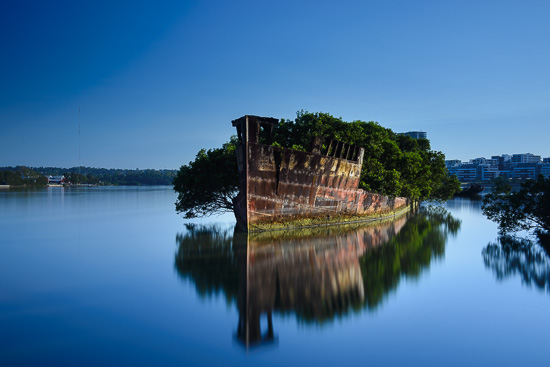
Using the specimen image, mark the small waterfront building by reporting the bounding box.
[44,175,65,184]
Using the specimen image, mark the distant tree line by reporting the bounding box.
[0,166,177,186]
[0,166,48,187]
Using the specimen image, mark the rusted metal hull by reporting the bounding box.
[232,115,411,232]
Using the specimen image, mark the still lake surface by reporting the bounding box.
[1,186,549,366]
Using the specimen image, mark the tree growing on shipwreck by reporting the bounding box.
[174,111,460,219]
[174,137,239,218]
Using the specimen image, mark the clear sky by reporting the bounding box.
[1,0,548,169]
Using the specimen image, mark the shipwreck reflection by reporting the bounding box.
[175,207,460,348]
[482,236,550,294]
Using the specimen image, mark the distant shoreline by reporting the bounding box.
[1,184,174,189]
[1,166,176,187]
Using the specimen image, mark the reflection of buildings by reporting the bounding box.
[235,216,408,348]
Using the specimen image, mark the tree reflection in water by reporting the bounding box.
[174,223,239,304]
[482,235,550,294]
[174,207,460,348]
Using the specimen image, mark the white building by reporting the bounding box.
[44,175,65,184]
[511,153,541,164]
[445,160,462,168]
[470,157,488,166]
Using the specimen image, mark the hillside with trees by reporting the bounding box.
[0,166,177,186]
[0,166,48,187]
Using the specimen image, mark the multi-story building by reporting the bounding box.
[538,163,550,179]
[457,164,477,182]
[511,153,541,164]
[513,164,538,180]
[445,160,461,178]
[446,153,547,182]
[470,157,487,166]
[477,165,499,181]
[498,169,514,179]
[445,160,461,167]
[469,157,499,168]
[401,131,427,139]
[486,158,499,168]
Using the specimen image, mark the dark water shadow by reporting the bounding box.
[444,196,483,211]
[174,207,460,349]
[482,235,550,294]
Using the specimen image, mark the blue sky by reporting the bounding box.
[1,0,548,169]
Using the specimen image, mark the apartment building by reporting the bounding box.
[446,153,548,182]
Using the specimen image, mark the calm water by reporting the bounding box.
[1,187,549,366]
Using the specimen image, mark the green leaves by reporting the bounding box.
[0,167,48,187]
[482,175,550,236]
[271,111,459,201]
[173,137,239,218]
[174,111,461,218]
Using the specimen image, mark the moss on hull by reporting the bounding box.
[246,202,412,232]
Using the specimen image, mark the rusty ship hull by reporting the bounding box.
[232,115,411,232]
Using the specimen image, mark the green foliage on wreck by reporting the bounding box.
[174,111,460,218]
[271,111,460,202]
[174,138,239,218]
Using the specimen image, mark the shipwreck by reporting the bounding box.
[232,115,411,231]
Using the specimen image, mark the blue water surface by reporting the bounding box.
[0,187,548,366]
